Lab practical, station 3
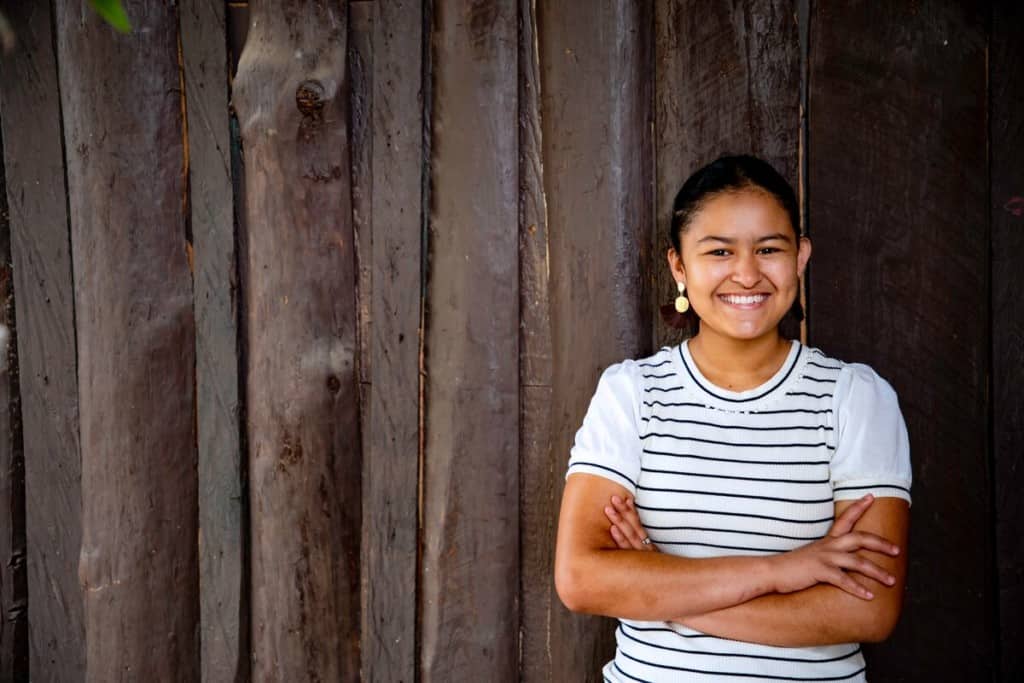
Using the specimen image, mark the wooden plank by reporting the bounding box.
[654,0,801,348]
[991,0,1024,680]
[536,3,653,679]
[419,0,519,679]
[231,2,362,679]
[517,0,555,679]
[361,0,422,680]
[0,130,29,682]
[53,0,199,679]
[807,1,990,678]
[178,1,248,681]
[0,6,79,681]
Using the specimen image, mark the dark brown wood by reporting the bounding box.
[54,0,199,679]
[0,4,78,680]
[420,0,519,679]
[807,1,990,679]
[537,2,654,679]
[654,0,801,349]
[518,0,555,679]
[179,1,248,681]
[232,1,362,679]
[361,1,422,681]
[992,1,1024,680]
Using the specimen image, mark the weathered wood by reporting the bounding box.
[54,0,199,679]
[420,0,519,679]
[179,1,248,681]
[537,2,654,679]
[654,0,801,348]
[232,1,362,679]
[0,4,79,680]
[807,1,989,678]
[361,0,422,681]
[992,1,1024,680]
[517,0,555,680]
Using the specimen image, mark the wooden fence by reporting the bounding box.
[0,0,1020,681]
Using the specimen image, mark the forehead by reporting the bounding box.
[685,190,794,239]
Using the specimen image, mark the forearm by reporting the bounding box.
[556,549,777,621]
[675,581,901,647]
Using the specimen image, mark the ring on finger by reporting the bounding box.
[641,537,652,546]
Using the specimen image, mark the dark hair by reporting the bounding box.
[662,154,804,331]
[669,154,800,251]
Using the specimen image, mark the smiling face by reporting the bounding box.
[668,188,811,343]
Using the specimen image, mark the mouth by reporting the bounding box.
[718,293,770,308]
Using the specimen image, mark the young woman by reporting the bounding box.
[554,155,911,682]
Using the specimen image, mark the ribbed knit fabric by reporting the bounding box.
[566,340,912,682]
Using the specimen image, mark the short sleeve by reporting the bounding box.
[565,360,643,495]
[831,363,913,506]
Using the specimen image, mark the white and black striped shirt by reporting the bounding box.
[566,340,912,682]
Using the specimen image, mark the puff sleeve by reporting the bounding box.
[565,360,644,495]
[830,363,913,506]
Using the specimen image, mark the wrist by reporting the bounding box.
[757,554,783,596]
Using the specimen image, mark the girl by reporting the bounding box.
[554,155,911,682]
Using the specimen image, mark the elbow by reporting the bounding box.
[554,554,596,614]
[858,601,903,643]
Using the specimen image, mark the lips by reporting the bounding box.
[719,293,770,305]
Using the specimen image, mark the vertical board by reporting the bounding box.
[517,0,556,679]
[991,1,1024,680]
[232,1,362,679]
[537,2,654,679]
[362,0,423,680]
[807,1,990,678]
[653,0,801,349]
[179,1,248,681]
[54,0,200,679]
[420,0,519,679]
[0,2,81,679]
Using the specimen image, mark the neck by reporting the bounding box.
[688,326,792,389]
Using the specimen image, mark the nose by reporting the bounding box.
[731,252,762,288]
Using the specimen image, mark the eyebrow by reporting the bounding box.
[696,233,793,245]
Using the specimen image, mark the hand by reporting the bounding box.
[770,494,900,600]
[604,495,659,552]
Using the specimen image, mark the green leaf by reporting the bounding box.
[88,0,132,34]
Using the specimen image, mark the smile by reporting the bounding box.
[719,293,770,306]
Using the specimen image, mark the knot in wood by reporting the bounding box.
[296,80,326,116]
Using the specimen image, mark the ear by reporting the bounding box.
[667,247,686,283]
[796,236,812,278]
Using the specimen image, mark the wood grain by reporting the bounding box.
[232,1,362,679]
[361,1,423,681]
[536,2,654,679]
[420,0,519,679]
[991,1,1024,680]
[807,1,990,678]
[54,0,199,678]
[179,1,249,680]
[654,0,801,348]
[0,3,79,680]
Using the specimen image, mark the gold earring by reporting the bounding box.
[675,281,689,313]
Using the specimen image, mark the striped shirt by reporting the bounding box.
[566,339,912,682]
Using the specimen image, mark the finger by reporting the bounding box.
[827,569,875,600]
[833,531,900,556]
[832,553,896,586]
[829,494,874,537]
[609,524,632,550]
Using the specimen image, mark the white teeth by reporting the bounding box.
[721,294,768,305]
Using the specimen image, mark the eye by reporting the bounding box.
[757,246,782,255]
[705,248,730,257]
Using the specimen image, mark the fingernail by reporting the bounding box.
[892,546,900,555]
[866,591,874,599]
[887,576,895,585]
[611,496,621,505]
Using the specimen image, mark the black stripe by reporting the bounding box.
[569,462,637,487]
[808,361,842,371]
[802,376,837,383]
[617,651,867,681]
[786,391,833,399]
[641,433,831,448]
[620,623,716,638]
[633,504,834,525]
[643,400,708,409]
[643,448,829,466]
[641,466,829,484]
[834,483,911,494]
[618,625,862,663]
[612,662,650,683]
[645,385,686,393]
[642,372,676,379]
[746,408,833,415]
[680,343,803,403]
[636,485,833,504]
[638,359,672,368]
[644,415,832,432]
[639,524,826,541]
[649,540,788,553]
